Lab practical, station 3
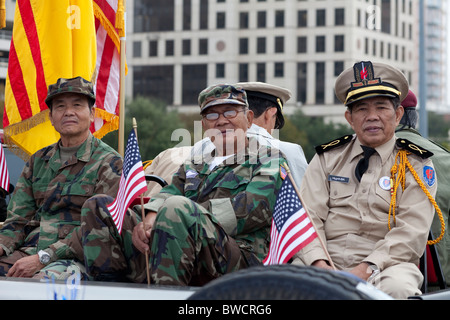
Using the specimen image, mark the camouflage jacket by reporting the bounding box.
[145,138,287,261]
[0,133,122,260]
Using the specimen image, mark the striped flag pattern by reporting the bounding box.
[91,0,126,139]
[3,0,96,157]
[263,174,317,265]
[0,146,9,192]
[107,129,147,234]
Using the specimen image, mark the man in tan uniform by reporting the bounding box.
[294,61,438,299]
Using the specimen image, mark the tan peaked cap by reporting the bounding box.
[335,61,409,106]
[236,82,292,106]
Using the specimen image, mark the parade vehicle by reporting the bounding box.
[0,171,448,300]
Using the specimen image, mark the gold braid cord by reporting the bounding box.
[389,150,445,245]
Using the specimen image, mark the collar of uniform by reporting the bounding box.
[349,135,396,166]
[192,135,260,172]
[50,132,94,165]
[248,124,273,140]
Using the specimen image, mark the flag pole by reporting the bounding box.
[118,0,127,157]
[282,163,336,270]
[132,118,151,285]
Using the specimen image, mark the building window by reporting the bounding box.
[217,12,226,29]
[216,63,225,78]
[257,63,266,82]
[275,36,284,53]
[297,36,307,53]
[165,40,174,56]
[257,11,266,28]
[334,61,344,77]
[182,39,191,55]
[133,41,141,57]
[239,38,249,54]
[334,35,344,52]
[275,10,284,27]
[297,62,307,104]
[199,0,208,29]
[134,0,174,32]
[335,8,345,26]
[239,63,248,82]
[274,62,284,77]
[182,64,207,105]
[149,40,158,57]
[199,38,208,55]
[381,0,391,34]
[316,36,325,53]
[183,0,191,30]
[240,12,249,29]
[133,65,174,104]
[298,10,307,27]
[257,37,266,54]
[315,62,325,104]
[316,9,326,26]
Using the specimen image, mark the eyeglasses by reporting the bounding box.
[202,109,246,121]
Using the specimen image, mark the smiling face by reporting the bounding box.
[345,97,404,148]
[201,104,253,156]
[49,93,94,147]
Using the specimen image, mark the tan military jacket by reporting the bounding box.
[296,135,437,271]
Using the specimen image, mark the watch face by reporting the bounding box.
[39,251,50,264]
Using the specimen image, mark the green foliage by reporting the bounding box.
[101,96,185,161]
[281,109,352,162]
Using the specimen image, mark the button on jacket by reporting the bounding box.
[296,134,437,271]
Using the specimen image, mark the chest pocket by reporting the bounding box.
[329,181,355,208]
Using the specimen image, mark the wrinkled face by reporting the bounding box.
[345,97,404,148]
[201,104,253,156]
[49,93,94,145]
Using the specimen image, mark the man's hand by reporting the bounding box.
[312,259,335,271]
[132,211,157,254]
[349,262,373,281]
[7,254,44,278]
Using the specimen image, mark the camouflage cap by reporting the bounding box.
[45,76,96,108]
[198,84,248,113]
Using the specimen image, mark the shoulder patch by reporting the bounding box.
[315,135,353,154]
[396,138,434,159]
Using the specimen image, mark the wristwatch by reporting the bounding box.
[38,250,51,265]
[367,263,380,282]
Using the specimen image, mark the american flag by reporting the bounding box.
[0,145,9,192]
[263,174,317,265]
[91,0,125,138]
[107,129,147,234]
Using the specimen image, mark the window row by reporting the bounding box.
[133,34,347,58]
[132,61,347,106]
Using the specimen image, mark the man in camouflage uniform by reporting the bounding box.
[0,77,122,279]
[79,84,287,285]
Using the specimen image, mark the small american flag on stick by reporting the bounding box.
[263,166,318,265]
[108,129,147,234]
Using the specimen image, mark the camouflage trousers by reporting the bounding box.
[81,194,257,285]
[0,250,88,280]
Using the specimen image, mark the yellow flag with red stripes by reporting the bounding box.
[3,0,96,158]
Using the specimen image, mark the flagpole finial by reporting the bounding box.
[132,117,137,129]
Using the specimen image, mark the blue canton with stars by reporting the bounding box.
[273,177,303,233]
[123,130,143,178]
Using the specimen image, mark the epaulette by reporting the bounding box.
[315,135,353,155]
[396,138,434,159]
